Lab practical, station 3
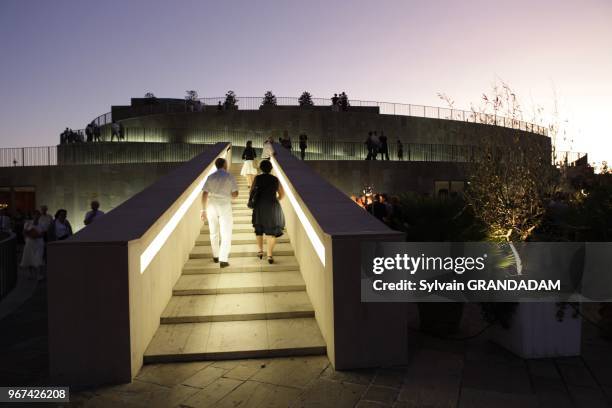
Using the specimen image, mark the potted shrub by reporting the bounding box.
[260,91,277,109]
[223,90,238,110]
[298,91,314,108]
[398,194,486,336]
[486,302,581,358]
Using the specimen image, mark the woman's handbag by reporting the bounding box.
[247,185,260,209]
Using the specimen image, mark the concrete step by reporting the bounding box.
[183,255,300,274]
[203,215,251,224]
[229,209,252,216]
[173,271,306,295]
[201,225,253,234]
[160,291,314,323]
[189,242,294,259]
[195,232,289,246]
[143,317,326,363]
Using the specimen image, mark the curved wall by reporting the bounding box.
[114,108,551,152]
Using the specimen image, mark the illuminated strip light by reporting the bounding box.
[139,151,224,274]
[271,157,326,267]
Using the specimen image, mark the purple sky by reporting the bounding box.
[1,0,610,164]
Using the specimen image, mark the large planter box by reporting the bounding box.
[490,303,581,358]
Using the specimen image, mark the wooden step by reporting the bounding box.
[160,291,314,323]
[183,255,300,274]
[189,242,293,259]
[195,232,289,246]
[144,317,326,363]
[173,271,306,295]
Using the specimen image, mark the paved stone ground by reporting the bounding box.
[1,281,612,407]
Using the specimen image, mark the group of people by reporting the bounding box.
[351,192,403,230]
[1,201,104,280]
[60,128,86,144]
[277,131,309,160]
[202,139,285,267]
[59,120,125,144]
[331,92,350,111]
[85,121,103,142]
[365,131,404,161]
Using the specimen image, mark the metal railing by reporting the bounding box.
[0,146,58,166]
[57,142,212,165]
[554,151,588,166]
[0,232,17,300]
[0,129,585,167]
[105,96,548,136]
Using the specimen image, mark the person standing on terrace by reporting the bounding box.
[299,133,308,160]
[201,158,238,268]
[84,200,105,226]
[21,210,45,280]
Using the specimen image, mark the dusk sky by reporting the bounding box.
[1,0,610,164]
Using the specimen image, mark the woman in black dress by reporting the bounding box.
[250,160,285,263]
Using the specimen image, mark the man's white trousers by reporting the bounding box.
[206,201,233,262]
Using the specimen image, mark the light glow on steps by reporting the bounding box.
[271,156,325,267]
[140,152,225,274]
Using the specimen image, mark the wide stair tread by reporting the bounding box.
[190,242,294,258]
[160,291,314,323]
[183,255,300,274]
[173,271,305,295]
[195,232,289,246]
[144,317,326,363]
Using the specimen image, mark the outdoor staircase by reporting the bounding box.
[144,163,326,363]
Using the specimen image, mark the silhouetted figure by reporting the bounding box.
[331,93,339,109]
[379,131,389,160]
[111,121,121,142]
[60,128,70,144]
[0,208,11,232]
[299,133,308,160]
[48,209,73,241]
[339,92,349,111]
[365,132,375,160]
[397,139,404,160]
[85,123,94,142]
[372,131,379,160]
[217,101,223,111]
[84,200,105,226]
[280,131,292,150]
[93,123,101,142]
[368,194,387,221]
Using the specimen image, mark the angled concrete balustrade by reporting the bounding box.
[270,145,406,369]
[47,143,231,387]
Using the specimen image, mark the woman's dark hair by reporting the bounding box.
[246,140,252,147]
[55,209,67,219]
[259,159,273,174]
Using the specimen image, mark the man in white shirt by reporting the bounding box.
[201,158,238,268]
[38,205,53,233]
[84,201,105,226]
